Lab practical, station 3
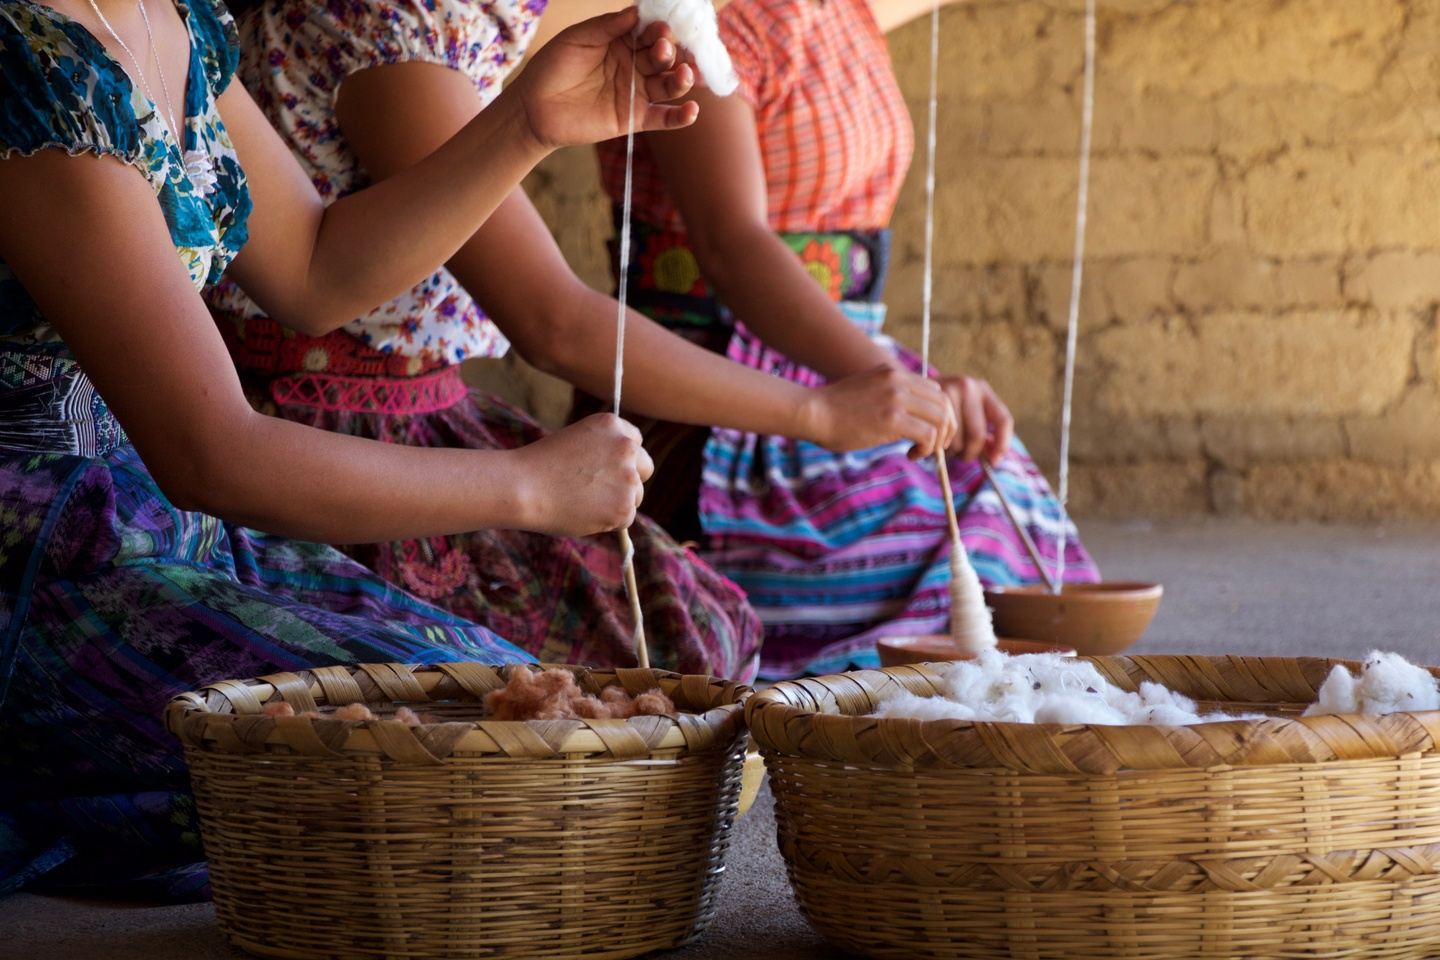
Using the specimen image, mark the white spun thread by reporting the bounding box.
[1053,0,1096,595]
[614,63,639,418]
[923,2,995,653]
[614,49,648,669]
[920,1,938,375]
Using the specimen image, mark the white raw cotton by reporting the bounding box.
[636,0,739,96]
[872,651,1263,726]
[1303,651,1440,717]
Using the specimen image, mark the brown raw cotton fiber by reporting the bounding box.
[484,667,676,720]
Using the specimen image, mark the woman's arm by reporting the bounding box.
[0,150,651,542]
[645,89,895,381]
[222,9,696,336]
[335,59,957,456]
[644,87,1010,462]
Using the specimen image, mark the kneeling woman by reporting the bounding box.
[0,0,691,898]
[592,0,1102,678]
[207,0,960,681]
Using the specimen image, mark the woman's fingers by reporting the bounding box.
[642,62,694,103]
[634,28,682,75]
[898,414,942,460]
[635,443,655,484]
[983,387,1014,463]
[938,394,959,450]
[938,375,1011,463]
[904,376,952,438]
[956,378,987,461]
[634,19,673,54]
[641,100,700,131]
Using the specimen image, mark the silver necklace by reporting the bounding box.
[85,0,217,194]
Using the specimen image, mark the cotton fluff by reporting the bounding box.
[1303,651,1440,716]
[873,688,976,722]
[637,0,739,96]
[872,652,1261,726]
[1304,664,1357,717]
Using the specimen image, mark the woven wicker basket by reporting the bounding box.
[167,662,749,960]
[746,656,1440,960]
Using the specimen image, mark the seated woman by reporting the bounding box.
[0,0,692,898]
[206,0,959,681]
[591,0,1101,678]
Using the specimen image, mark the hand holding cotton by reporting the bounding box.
[637,0,739,96]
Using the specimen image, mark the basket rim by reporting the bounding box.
[746,655,1440,774]
[167,661,750,763]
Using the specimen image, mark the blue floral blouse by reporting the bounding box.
[0,0,251,456]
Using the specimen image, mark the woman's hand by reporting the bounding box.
[513,9,700,151]
[800,364,959,460]
[938,374,1013,465]
[510,414,656,536]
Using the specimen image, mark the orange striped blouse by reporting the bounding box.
[597,0,914,233]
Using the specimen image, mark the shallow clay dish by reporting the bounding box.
[876,635,1076,667]
[984,581,1163,656]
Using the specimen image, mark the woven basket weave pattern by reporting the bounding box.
[168,662,748,960]
[747,656,1440,960]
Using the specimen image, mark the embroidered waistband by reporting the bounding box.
[216,314,454,380]
[612,217,890,321]
[267,367,468,415]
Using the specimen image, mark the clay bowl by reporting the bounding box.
[876,635,1076,667]
[983,581,1164,656]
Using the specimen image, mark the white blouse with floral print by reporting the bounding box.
[208,0,546,364]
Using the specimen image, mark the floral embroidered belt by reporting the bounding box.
[612,215,891,331]
[216,314,454,381]
[264,367,469,416]
[215,313,469,415]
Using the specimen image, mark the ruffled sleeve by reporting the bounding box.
[186,0,242,97]
[719,0,805,110]
[273,0,542,104]
[0,4,147,174]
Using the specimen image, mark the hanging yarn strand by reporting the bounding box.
[613,69,636,420]
[920,1,938,377]
[614,46,649,669]
[611,2,738,669]
[921,2,995,654]
[1052,0,1097,595]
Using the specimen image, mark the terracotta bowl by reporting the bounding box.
[983,581,1164,656]
[876,635,1077,667]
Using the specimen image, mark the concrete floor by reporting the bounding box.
[4,519,1439,960]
